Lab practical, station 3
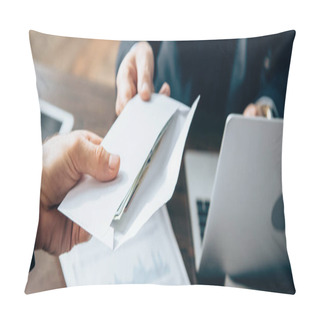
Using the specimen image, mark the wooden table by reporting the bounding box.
[26,60,221,292]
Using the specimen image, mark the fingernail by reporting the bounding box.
[163,83,169,95]
[141,83,151,98]
[108,154,120,170]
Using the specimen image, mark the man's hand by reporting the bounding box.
[36,130,120,255]
[115,41,170,115]
[243,103,273,118]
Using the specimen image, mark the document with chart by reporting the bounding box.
[59,206,190,285]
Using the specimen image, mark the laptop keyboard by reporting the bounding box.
[196,199,210,241]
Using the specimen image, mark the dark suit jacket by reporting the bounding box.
[116,31,295,144]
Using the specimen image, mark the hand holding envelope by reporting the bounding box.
[59,93,200,250]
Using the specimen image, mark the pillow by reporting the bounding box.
[25,30,295,294]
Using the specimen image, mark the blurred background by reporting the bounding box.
[26,31,120,293]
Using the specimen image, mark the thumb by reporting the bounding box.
[158,82,171,96]
[71,134,120,182]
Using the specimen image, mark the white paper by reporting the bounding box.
[59,206,190,286]
[59,93,199,249]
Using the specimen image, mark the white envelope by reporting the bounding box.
[59,93,200,249]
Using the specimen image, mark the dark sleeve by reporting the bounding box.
[29,253,35,272]
[255,31,295,118]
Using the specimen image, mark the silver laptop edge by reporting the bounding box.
[185,114,294,293]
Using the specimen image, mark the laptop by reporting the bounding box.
[184,114,295,293]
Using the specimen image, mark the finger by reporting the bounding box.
[79,130,103,145]
[71,221,91,248]
[59,217,92,254]
[115,57,137,115]
[71,134,120,182]
[135,42,154,101]
[158,82,171,96]
[243,103,258,117]
[37,208,91,255]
